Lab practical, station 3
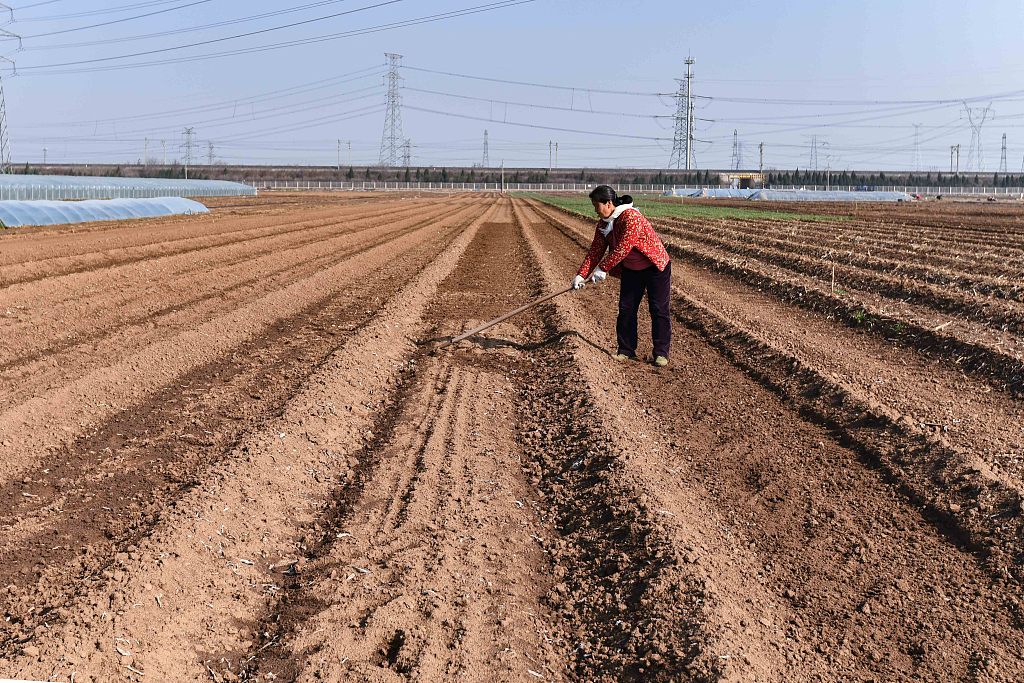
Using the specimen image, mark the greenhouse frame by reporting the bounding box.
[0,175,255,201]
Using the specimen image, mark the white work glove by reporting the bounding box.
[572,274,586,290]
[590,268,607,284]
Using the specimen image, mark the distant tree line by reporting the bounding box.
[11,162,1024,187]
[764,170,1024,187]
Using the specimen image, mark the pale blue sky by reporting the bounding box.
[7,0,1024,171]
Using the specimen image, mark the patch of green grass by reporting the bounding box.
[521,192,846,223]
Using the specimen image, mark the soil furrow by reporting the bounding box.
[658,215,1024,298]
[0,201,479,408]
[0,204,476,656]
[0,197,501,683]
[528,199,1024,397]
[654,218,1024,329]
[0,199,488,487]
[518,197,1024,681]
[0,199,431,286]
[0,200,461,369]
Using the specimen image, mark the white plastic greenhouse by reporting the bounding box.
[665,188,914,202]
[0,197,210,227]
[750,189,913,202]
[0,174,255,201]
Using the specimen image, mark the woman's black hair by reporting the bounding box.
[589,184,632,206]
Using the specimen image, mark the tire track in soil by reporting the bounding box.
[0,200,488,659]
[520,198,1024,681]
[0,197,502,683]
[242,202,715,683]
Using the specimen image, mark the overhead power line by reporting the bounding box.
[22,0,407,64]
[403,65,675,98]
[18,0,537,75]
[20,0,214,39]
[20,65,385,128]
[404,104,673,141]
[23,0,361,50]
[402,86,676,119]
[17,0,191,22]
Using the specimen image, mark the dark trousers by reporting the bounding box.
[617,261,672,358]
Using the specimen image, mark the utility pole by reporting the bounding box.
[183,127,195,179]
[481,129,489,167]
[378,53,403,166]
[759,142,764,174]
[1000,133,1008,174]
[161,139,166,166]
[144,138,149,166]
[500,160,505,193]
[548,140,552,172]
[337,139,341,170]
[669,56,695,170]
[42,146,46,165]
[555,142,558,169]
[348,140,352,166]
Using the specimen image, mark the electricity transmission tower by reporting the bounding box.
[999,133,1008,174]
[378,53,404,167]
[401,139,411,167]
[950,144,960,173]
[0,6,21,174]
[0,73,11,173]
[963,102,994,172]
[809,135,819,172]
[731,129,740,170]
[759,142,765,173]
[669,57,695,170]
[183,127,195,179]
[481,129,489,167]
[207,141,215,167]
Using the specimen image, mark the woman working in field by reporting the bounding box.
[572,185,672,367]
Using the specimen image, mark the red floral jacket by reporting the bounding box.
[576,207,671,279]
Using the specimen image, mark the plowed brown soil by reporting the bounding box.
[2,193,1023,682]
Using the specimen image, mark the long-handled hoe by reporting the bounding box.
[433,274,599,349]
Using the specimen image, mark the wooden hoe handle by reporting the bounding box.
[441,286,575,348]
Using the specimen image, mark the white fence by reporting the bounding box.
[254,180,1024,196]
[254,180,677,193]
